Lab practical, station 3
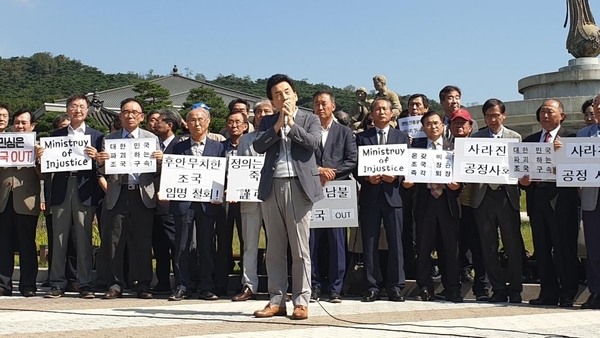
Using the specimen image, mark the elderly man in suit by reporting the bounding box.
[309,91,357,304]
[355,97,410,303]
[471,98,523,303]
[96,98,163,300]
[0,109,43,297]
[575,93,600,309]
[404,112,463,302]
[232,100,273,302]
[519,99,579,308]
[252,74,323,320]
[149,108,182,294]
[37,94,104,299]
[168,107,225,301]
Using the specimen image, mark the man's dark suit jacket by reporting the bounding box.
[411,138,461,221]
[169,137,225,216]
[315,122,357,180]
[253,110,324,203]
[155,135,181,215]
[50,126,105,207]
[355,127,409,208]
[520,127,579,216]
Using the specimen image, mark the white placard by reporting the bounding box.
[453,138,518,184]
[0,132,36,167]
[398,116,426,138]
[40,135,92,173]
[226,155,264,202]
[405,149,454,183]
[555,138,600,187]
[159,154,226,202]
[508,143,555,181]
[357,144,408,176]
[104,138,157,174]
[310,180,358,228]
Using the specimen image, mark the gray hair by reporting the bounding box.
[158,108,181,133]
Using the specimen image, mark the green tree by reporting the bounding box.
[182,87,228,133]
[132,80,173,111]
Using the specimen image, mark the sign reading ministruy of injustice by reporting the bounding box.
[104,138,157,174]
[159,154,226,202]
[0,132,36,167]
[225,155,263,202]
[357,144,408,176]
[310,180,359,228]
[555,138,600,187]
[508,143,555,181]
[453,138,518,184]
[40,135,92,173]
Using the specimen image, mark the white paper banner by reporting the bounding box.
[357,144,408,176]
[397,116,426,138]
[0,132,36,167]
[159,154,226,202]
[310,180,358,228]
[508,143,555,181]
[453,138,518,184]
[40,135,92,173]
[226,155,264,202]
[555,137,600,187]
[405,149,454,183]
[104,138,157,174]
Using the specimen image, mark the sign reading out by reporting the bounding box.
[310,180,358,228]
[0,132,36,167]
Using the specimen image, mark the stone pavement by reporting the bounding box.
[1,291,599,338]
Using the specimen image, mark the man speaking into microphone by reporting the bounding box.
[252,74,323,320]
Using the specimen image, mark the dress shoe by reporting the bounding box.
[0,288,11,297]
[581,293,600,309]
[488,290,508,303]
[291,305,308,320]
[329,292,342,303]
[65,282,79,293]
[475,291,490,301]
[169,289,188,301]
[151,285,172,295]
[198,290,218,300]
[415,288,433,301]
[253,303,287,318]
[21,288,36,297]
[232,286,255,301]
[80,287,95,299]
[310,286,321,303]
[529,297,558,306]
[509,290,522,304]
[461,268,474,283]
[435,289,447,300]
[361,290,380,302]
[44,286,64,299]
[559,297,574,308]
[102,289,122,300]
[137,291,153,299]
[446,291,463,303]
[388,290,405,302]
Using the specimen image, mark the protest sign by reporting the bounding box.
[159,154,226,202]
[357,144,408,176]
[40,135,92,173]
[453,138,518,184]
[104,138,157,174]
[310,180,358,228]
[0,132,36,167]
[225,155,264,202]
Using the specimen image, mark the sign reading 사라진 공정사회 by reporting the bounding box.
[555,138,600,187]
[453,138,518,184]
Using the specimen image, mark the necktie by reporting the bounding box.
[126,133,134,139]
[120,132,135,184]
[160,141,166,151]
[378,129,386,145]
[543,132,551,143]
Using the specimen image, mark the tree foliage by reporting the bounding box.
[182,87,228,133]
[133,81,173,111]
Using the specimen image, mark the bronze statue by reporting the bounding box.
[350,87,372,131]
[373,75,402,120]
[565,0,600,57]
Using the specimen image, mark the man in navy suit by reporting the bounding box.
[39,94,104,299]
[309,91,357,304]
[355,97,409,302]
[406,112,463,302]
[520,99,579,308]
[168,106,225,301]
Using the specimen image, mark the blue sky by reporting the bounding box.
[1,0,578,105]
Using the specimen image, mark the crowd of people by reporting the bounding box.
[0,74,599,321]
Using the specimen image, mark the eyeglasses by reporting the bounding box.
[191,102,210,110]
[121,110,142,117]
[68,105,88,111]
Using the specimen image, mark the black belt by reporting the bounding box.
[274,176,298,179]
[120,183,139,190]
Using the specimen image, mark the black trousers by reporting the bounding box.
[474,188,522,293]
[459,205,488,294]
[415,192,460,293]
[214,202,242,290]
[401,186,416,279]
[530,191,579,299]
[45,215,77,283]
[0,193,39,294]
[152,213,176,289]
[101,187,154,292]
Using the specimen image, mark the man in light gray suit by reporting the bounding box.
[252,74,323,320]
[96,98,163,300]
[232,100,273,302]
[470,98,523,304]
[576,92,600,309]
